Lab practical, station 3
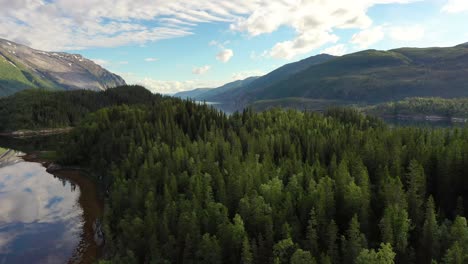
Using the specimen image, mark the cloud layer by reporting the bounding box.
[137,78,223,94]
[442,0,468,13]
[1,0,418,55]
[351,26,385,49]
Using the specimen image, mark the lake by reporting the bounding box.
[0,138,102,264]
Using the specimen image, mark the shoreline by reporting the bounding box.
[0,127,73,137]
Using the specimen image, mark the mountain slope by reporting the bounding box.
[0,38,126,97]
[241,45,468,106]
[204,54,335,103]
[196,76,259,101]
[174,54,336,111]
[173,88,212,99]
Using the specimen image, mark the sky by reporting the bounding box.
[1,0,468,94]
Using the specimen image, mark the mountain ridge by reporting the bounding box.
[176,54,336,107]
[0,38,126,97]
[178,43,468,112]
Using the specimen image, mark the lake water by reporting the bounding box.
[0,143,102,264]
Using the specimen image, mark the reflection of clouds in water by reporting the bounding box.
[0,221,81,262]
[0,162,81,224]
[0,161,83,263]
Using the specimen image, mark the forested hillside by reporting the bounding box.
[0,85,155,131]
[247,47,468,104]
[176,44,468,112]
[365,97,468,119]
[59,98,468,264]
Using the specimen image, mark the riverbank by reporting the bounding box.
[0,127,73,137]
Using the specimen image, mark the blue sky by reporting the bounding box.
[1,0,468,93]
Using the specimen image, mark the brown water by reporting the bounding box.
[0,150,102,264]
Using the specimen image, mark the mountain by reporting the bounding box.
[175,54,335,111]
[182,44,468,112]
[0,38,126,97]
[196,76,260,100]
[173,88,212,99]
[196,54,335,101]
[243,45,468,108]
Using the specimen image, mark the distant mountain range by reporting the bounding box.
[175,44,468,112]
[0,38,126,97]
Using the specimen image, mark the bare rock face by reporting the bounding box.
[0,38,126,96]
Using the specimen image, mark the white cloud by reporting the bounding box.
[192,65,211,75]
[270,31,339,59]
[91,59,109,66]
[351,26,385,49]
[0,0,248,51]
[231,0,417,59]
[389,25,425,42]
[145,58,158,62]
[442,0,468,13]
[321,44,348,56]
[136,78,223,94]
[216,49,234,62]
[0,0,418,53]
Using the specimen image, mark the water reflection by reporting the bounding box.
[0,157,82,264]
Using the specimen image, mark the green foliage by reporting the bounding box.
[238,46,468,105]
[55,96,468,264]
[420,197,440,263]
[290,249,315,264]
[343,215,367,264]
[0,85,155,131]
[444,217,468,263]
[356,243,396,264]
[380,205,411,255]
[249,98,346,112]
[365,97,468,119]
